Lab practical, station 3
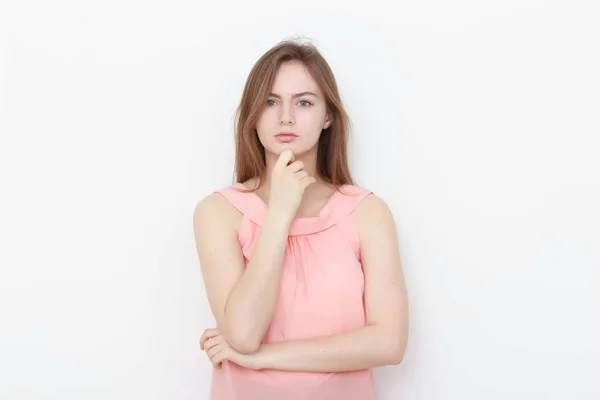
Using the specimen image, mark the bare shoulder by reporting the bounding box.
[193,191,242,234]
[352,192,397,241]
[353,192,394,223]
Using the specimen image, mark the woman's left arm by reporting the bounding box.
[248,194,409,372]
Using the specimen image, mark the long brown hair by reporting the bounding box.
[233,38,355,191]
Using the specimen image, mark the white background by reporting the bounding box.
[1,0,599,399]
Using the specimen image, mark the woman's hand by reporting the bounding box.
[200,328,259,369]
[268,149,316,220]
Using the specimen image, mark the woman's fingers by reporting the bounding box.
[206,343,223,359]
[287,160,304,173]
[295,170,308,180]
[205,343,228,368]
[199,328,220,350]
[211,348,229,368]
[200,333,228,368]
[203,336,221,351]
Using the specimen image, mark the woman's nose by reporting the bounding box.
[279,103,295,125]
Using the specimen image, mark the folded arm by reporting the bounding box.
[250,194,409,372]
[193,193,291,353]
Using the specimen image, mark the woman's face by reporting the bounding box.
[256,60,332,158]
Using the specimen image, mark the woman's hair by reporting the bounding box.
[233,38,355,190]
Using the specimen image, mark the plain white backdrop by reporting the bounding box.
[1,0,599,399]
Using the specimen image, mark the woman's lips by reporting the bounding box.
[275,133,298,142]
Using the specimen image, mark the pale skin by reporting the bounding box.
[193,60,409,372]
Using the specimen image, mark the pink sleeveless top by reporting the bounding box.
[211,182,376,400]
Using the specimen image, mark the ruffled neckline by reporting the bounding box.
[232,182,352,236]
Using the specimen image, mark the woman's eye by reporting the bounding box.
[298,100,311,107]
[266,99,276,106]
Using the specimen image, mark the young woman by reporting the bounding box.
[193,39,409,400]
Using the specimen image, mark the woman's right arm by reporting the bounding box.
[193,193,291,354]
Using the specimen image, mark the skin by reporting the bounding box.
[193,60,409,372]
[252,59,337,217]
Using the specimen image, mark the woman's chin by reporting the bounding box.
[263,141,317,158]
[267,143,297,155]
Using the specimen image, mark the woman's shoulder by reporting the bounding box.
[193,184,245,229]
[348,186,393,222]
[329,183,392,224]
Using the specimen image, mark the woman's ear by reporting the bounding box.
[323,113,333,129]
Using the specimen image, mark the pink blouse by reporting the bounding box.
[210,182,376,400]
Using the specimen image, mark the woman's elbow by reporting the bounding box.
[387,346,405,365]
[231,340,260,354]
[381,336,406,365]
[386,324,408,365]
[227,332,261,354]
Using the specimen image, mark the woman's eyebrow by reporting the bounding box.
[268,91,320,99]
